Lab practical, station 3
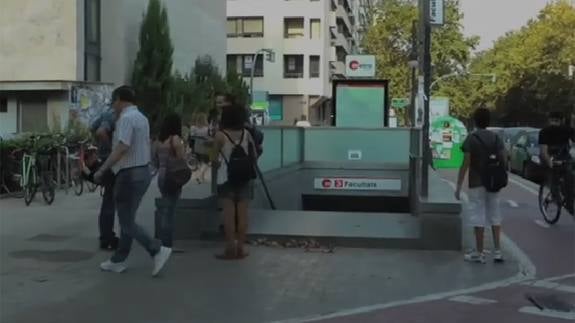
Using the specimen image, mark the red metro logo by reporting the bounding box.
[349,60,360,70]
[322,179,333,188]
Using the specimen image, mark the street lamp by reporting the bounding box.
[250,48,276,104]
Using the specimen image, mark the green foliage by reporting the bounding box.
[131,0,174,127]
[168,56,249,125]
[440,1,575,124]
[363,0,478,101]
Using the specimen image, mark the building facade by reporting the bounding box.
[227,0,373,125]
[0,0,226,135]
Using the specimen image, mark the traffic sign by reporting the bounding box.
[391,98,409,109]
[430,0,444,26]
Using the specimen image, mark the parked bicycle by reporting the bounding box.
[68,139,95,196]
[538,160,574,224]
[14,135,56,206]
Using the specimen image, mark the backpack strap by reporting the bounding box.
[219,130,245,166]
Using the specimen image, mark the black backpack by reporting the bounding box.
[474,133,508,192]
[222,130,256,187]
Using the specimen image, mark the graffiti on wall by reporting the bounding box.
[68,84,113,127]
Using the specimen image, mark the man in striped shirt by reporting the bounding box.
[94,86,171,276]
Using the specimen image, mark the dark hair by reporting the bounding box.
[158,113,182,142]
[111,85,136,103]
[473,107,490,129]
[215,92,237,105]
[220,104,246,130]
[549,111,564,120]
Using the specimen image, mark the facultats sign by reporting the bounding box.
[314,177,401,191]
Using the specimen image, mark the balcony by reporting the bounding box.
[329,60,345,78]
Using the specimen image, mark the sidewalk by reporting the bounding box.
[0,178,520,323]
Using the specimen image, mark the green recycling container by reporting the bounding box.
[430,116,468,169]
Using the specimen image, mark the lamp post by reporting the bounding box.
[249,48,275,105]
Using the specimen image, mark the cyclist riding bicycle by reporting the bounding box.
[539,111,574,215]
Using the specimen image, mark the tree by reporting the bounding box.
[459,1,575,126]
[131,0,174,128]
[363,0,478,109]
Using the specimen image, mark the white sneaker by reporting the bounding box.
[464,251,486,264]
[100,260,127,273]
[152,246,172,277]
[493,250,504,263]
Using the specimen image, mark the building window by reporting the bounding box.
[227,17,264,38]
[310,19,321,39]
[227,55,239,75]
[0,97,7,113]
[284,17,305,39]
[284,55,304,78]
[309,56,320,78]
[85,0,101,81]
[227,54,264,77]
[241,55,263,77]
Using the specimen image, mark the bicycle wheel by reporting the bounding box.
[73,170,83,196]
[41,172,55,205]
[24,167,37,206]
[539,183,562,224]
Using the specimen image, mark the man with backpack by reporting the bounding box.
[455,107,508,264]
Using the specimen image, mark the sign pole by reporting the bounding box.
[419,0,432,197]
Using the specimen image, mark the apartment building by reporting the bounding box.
[227,0,374,125]
[0,0,226,135]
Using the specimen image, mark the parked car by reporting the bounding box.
[502,127,538,152]
[509,130,543,182]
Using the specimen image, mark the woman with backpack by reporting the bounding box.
[212,104,257,260]
[152,113,190,249]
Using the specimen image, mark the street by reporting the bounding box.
[0,171,572,323]
[300,171,575,323]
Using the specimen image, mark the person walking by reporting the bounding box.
[212,104,257,260]
[94,86,171,276]
[455,107,507,264]
[153,113,187,248]
[90,106,118,250]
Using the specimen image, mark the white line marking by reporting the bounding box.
[507,200,519,208]
[449,295,498,305]
[270,180,537,323]
[530,281,575,294]
[509,177,539,196]
[534,219,551,229]
[543,273,575,283]
[519,306,575,320]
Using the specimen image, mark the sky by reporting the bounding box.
[459,0,553,51]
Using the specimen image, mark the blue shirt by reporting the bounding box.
[90,108,116,159]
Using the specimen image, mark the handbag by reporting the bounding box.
[164,136,192,191]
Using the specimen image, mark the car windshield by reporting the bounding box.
[528,132,540,146]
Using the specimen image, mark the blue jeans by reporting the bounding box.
[111,166,161,263]
[155,187,181,248]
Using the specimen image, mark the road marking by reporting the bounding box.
[271,180,537,323]
[449,295,498,305]
[509,177,539,196]
[507,200,519,208]
[519,306,575,320]
[534,219,551,229]
[522,280,575,294]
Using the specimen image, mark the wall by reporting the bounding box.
[0,0,78,81]
[0,99,18,135]
[283,95,307,123]
[227,0,332,99]
[102,0,227,86]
